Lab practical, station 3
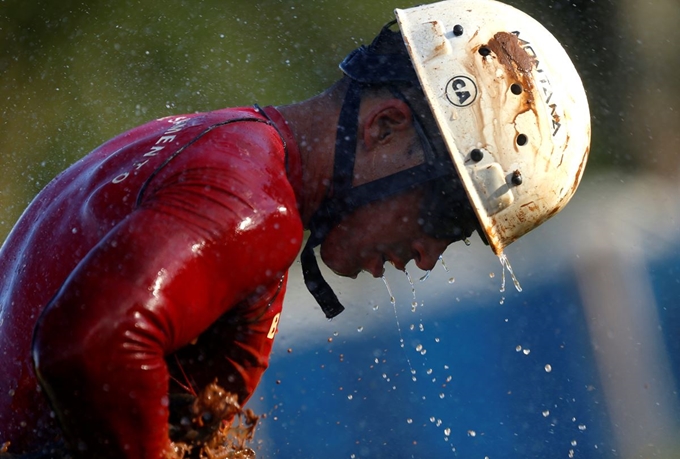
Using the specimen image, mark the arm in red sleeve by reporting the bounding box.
[33,207,209,458]
[32,175,301,458]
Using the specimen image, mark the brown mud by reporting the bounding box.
[166,380,260,459]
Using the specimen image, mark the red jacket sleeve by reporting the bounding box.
[32,123,302,458]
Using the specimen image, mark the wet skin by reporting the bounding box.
[320,187,451,279]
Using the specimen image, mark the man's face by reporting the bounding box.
[319,186,451,279]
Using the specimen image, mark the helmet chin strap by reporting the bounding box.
[300,80,361,319]
[301,80,450,318]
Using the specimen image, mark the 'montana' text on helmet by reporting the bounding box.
[396,0,591,254]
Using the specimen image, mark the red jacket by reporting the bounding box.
[0,106,303,457]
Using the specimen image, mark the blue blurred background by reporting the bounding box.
[2,1,679,458]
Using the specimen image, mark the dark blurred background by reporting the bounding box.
[2,1,679,458]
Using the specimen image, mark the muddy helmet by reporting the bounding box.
[302,0,590,319]
[395,0,591,254]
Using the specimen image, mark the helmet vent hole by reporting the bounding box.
[511,84,523,95]
[478,47,491,57]
[453,24,464,36]
[516,134,528,146]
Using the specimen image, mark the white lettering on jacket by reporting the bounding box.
[112,116,189,184]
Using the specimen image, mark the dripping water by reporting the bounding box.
[382,275,416,382]
[382,272,455,453]
[498,252,522,293]
[405,269,418,311]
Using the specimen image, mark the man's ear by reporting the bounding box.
[363,99,413,150]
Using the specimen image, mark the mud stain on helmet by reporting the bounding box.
[482,31,537,108]
[487,32,535,73]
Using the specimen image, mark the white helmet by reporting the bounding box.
[395,0,591,254]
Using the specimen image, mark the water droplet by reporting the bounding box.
[436,419,442,427]
[499,296,505,305]
[406,418,413,424]
[448,277,456,284]
[446,376,452,382]
[571,440,578,446]
[435,337,440,343]
[463,238,471,246]
[523,349,531,355]
[372,303,380,311]
[439,254,450,272]
[578,424,586,431]
[545,364,552,373]
[489,272,495,279]
[405,270,417,303]
[415,344,423,352]
[357,326,364,333]
[439,393,445,399]
[426,368,433,375]
[419,270,431,282]
[467,430,477,437]
[430,416,436,423]
[516,345,522,352]
[382,276,416,379]
[347,395,353,400]
[444,427,451,436]
[542,410,550,417]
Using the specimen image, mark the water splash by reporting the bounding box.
[382,276,416,381]
[498,252,522,293]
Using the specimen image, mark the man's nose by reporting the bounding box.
[412,239,449,271]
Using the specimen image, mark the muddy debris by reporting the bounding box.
[167,380,260,459]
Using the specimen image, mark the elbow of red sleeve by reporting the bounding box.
[32,301,173,459]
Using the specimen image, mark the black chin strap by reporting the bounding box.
[300,80,361,319]
[301,80,451,319]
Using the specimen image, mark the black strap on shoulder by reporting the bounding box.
[253,104,292,178]
[136,116,273,207]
